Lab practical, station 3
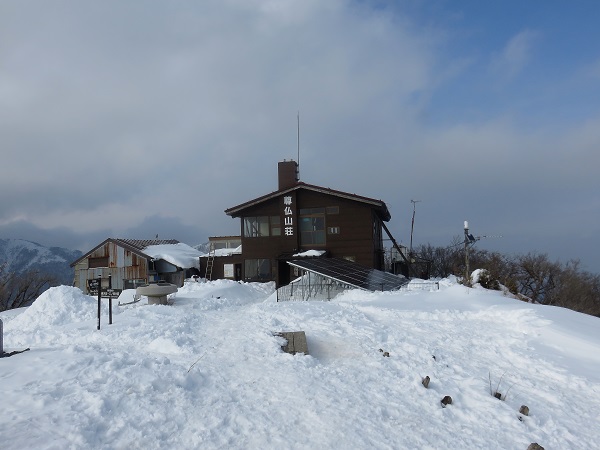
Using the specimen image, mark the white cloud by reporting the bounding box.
[490,29,539,79]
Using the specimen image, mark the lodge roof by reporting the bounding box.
[224,182,391,221]
[70,238,181,267]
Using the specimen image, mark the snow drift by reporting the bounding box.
[1,278,599,449]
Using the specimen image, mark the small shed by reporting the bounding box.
[71,238,202,294]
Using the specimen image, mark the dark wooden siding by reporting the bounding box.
[234,189,383,286]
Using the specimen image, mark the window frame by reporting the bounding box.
[299,210,326,246]
[244,258,272,281]
[243,216,281,238]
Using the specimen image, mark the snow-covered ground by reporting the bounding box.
[1,277,599,449]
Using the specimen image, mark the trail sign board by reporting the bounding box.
[87,280,121,299]
[102,289,122,299]
[87,279,100,292]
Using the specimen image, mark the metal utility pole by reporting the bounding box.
[409,200,421,259]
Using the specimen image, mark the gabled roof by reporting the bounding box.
[225,182,391,221]
[70,238,182,267]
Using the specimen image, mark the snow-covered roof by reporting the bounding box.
[71,238,202,268]
[143,243,202,269]
[292,249,326,257]
[200,245,243,258]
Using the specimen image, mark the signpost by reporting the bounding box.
[96,275,101,330]
[88,276,122,330]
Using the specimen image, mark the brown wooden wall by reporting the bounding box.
[229,189,384,286]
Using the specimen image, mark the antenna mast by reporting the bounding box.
[409,200,421,258]
[297,111,300,169]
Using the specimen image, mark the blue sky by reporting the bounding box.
[1,0,599,272]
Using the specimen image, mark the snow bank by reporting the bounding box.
[5,286,96,330]
[3,286,102,347]
[177,279,275,309]
[1,278,599,450]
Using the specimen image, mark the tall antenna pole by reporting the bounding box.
[409,200,421,257]
[297,111,300,168]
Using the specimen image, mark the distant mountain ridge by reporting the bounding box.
[0,238,82,285]
[193,242,210,254]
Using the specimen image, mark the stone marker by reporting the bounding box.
[276,331,309,355]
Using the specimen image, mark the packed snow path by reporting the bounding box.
[1,279,599,449]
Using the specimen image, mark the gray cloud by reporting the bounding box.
[1,1,599,272]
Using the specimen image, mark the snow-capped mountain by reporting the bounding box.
[0,239,81,285]
[193,242,210,254]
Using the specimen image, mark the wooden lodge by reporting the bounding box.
[71,238,202,294]
[200,161,409,288]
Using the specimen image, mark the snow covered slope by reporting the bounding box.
[1,278,599,449]
[0,238,81,284]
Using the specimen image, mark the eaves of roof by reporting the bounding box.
[224,182,391,221]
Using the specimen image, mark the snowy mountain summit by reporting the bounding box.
[0,238,81,284]
[1,277,599,449]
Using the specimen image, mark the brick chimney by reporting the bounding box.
[278,160,299,190]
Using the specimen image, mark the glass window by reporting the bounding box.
[124,279,146,289]
[244,259,272,281]
[243,216,270,237]
[328,226,340,235]
[243,216,283,237]
[300,216,326,245]
[300,207,325,215]
[271,216,281,236]
[326,206,339,215]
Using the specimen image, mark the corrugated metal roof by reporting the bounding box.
[115,239,180,251]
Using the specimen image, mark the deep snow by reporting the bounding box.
[1,278,599,449]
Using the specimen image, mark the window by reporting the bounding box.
[300,215,326,245]
[243,216,281,237]
[244,259,271,281]
[89,256,109,268]
[124,279,146,289]
[326,206,339,215]
[243,216,269,237]
[300,207,325,215]
[270,216,281,236]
